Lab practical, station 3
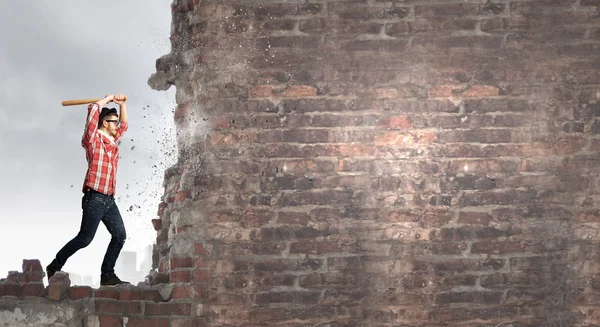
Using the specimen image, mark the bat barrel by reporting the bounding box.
[61,96,127,106]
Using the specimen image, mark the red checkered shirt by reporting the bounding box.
[81,103,128,196]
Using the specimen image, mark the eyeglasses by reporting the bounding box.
[105,119,120,126]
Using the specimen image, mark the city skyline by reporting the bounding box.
[47,244,154,287]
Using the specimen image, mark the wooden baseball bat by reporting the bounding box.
[62,96,127,106]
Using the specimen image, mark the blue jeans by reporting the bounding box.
[49,189,126,281]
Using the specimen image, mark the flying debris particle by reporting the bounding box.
[131,146,136,151]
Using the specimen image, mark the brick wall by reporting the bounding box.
[148,0,600,325]
[0,260,180,326]
[2,0,600,326]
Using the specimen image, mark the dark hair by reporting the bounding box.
[98,107,118,128]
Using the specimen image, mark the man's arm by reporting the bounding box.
[82,95,115,148]
[114,94,128,141]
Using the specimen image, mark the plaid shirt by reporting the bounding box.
[81,103,128,196]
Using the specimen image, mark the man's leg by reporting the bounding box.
[47,192,109,279]
[99,196,127,284]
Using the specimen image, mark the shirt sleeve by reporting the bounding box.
[82,103,100,150]
[114,121,128,142]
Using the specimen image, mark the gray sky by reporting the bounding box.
[0,1,178,284]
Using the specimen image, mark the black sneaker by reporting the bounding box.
[100,275,130,287]
[46,264,58,281]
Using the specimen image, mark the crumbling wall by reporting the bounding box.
[0,260,182,326]
[147,0,600,325]
[2,0,600,326]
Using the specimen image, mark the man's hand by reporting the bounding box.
[96,94,115,107]
[114,94,127,105]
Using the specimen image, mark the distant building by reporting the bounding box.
[139,245,153,278]
[116,251,139,284]
[68,272,83,286]
[83,275,93,286]
[63,245,154,287]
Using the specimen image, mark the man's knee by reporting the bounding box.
[77,235,94,248]
[113,228,126,244]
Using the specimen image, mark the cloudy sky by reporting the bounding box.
[0,1,178,284]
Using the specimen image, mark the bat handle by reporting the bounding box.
[61,96,128,106]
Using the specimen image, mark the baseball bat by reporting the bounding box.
[62,96,127,106]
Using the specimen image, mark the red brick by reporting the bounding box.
[173,102,191,121]
[209,131,257,146]
[194,243,207,255]
[172,285,200,299]
[196,4,234,19]
[47,272,70,301]
[150,273,170,285]
[437,129,512,143]
[374,131,436,146]
[176,225,193,233]
[592,274,600,289]
[142,290,164,302]
[94,289,119,299]
[447,159,518,174]
[145,303,192,316]
[249,85,277,98]
[576,210,600,223]
[159,258,168,273]
[435,291,504,305]
[22,259,43,273]
[21,272,43,283]
[21,283,45,297]
[458,190,534,207]
[171,317,208,327]
[581,0,600,6]
[170,270,191,283]
[0,283,22,297]
[192,269,211,282]
[194,256,212,269]
[289,240,353,254]
[174,190,191,202]
[152,219,162,231]
[277,212,310,225]
[157,202,168,216]
[458,211,492,226]
[255,291,321,304]
[69,286,93,300]
[430,85,499,97]
[94,299,142,315]
[6,272,20,283]
[384,115,412,129]
[119,289,142,301]
[171,257,193,269]
[471,241,526,254]
[156,230,168,245]
[121,317,169,327]
[98,315,121,327]
[553,136,587,155]
[172,0,199,13]
[280,85,317,97]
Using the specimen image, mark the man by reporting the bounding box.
[46,94,130,286]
